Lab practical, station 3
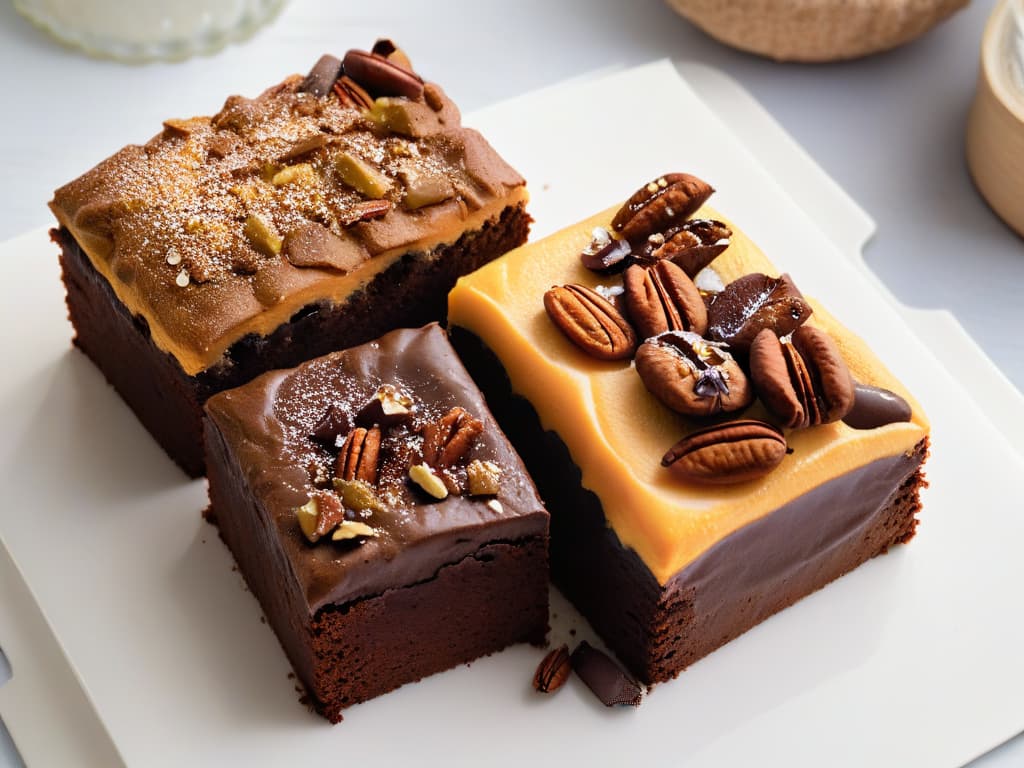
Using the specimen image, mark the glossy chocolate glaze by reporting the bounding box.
[204,324,548,612]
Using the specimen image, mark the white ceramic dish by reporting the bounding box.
[1,61,1023,767]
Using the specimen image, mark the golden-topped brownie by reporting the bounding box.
[448,173,929,684]
[51,41,530,476]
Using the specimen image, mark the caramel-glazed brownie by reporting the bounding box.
[204,324,549,722]
[51,41,530,476]
[448,173,929,685]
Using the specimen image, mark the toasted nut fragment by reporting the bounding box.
[409,463,449,499]
[294,491,346,543]
[243,214,282,257]
[271,163,315,186]
[356,385,415,427]
[331,520,378,542]
[404,174,455,209]
[335,152,392,199]
[366,98,442,138]
[296,497,319,542]
[332,478,387,513]
[467,459,502,496]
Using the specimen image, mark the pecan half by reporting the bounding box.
[544,284,637,361]
[336,426,382,485]
[623,260,707,340]
[635,331,752,417]
[662,420,787,484]
[706,272,812,352]
[333,75,374,110]
[422,407,484,469]
[611,173,714,244]
[533,645,572,694]
[749,326,855,429]
[342,48,424,100]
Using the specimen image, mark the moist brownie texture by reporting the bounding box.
[447,175,929,685]
[204,324,549,722]
[51,41,530,476]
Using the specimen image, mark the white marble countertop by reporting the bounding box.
[0,0,1021,764]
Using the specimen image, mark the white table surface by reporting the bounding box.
[0,1,1021,765]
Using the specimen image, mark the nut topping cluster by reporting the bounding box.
[292,385,500,546]
[542,172,912,484]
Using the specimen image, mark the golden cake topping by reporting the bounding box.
[50,40,526,376]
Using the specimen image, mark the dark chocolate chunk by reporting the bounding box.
[355,385,415,428]
[843,383,913,429]
[706,272,812,352]
[300,54,343,97]
[311,404,351,448]
[570,641,643,707]
[580,227,632,273]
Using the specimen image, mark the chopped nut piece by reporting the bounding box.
[296,497,320,542]
[271,163,315,186]
[335,152,392,199]
[366,98,441,138]
[356,384,415,427]
[165,247,182,266]
[409,463,449,499]
[332,478,387,513]
[467,459,502,496]
[175,268,190,288]
[243,214,283,257]
[487,499,504,514]
[331,520,378,542]
[404,173,455,209]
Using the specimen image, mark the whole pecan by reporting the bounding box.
[544,284,637,361]
[533,645,572,694]
[634,331,752,417]
[662,420,787,484]
[706,272,812,352]
[336,426,382,485]
[623,260,707,340]
[611,173,714,244]
[749,326,855,429]
[422,407,484,469]
[342,48,424,100]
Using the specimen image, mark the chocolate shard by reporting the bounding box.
[570,641,643,707]
[311,404,351,447]
[299,54,343,97]
[843,383,913,429]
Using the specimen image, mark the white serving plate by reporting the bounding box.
[1,61,1022,767]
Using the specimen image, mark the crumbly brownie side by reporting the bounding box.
[450,326,927,685]
[56,201,530,476]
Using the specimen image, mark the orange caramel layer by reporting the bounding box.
[448,205,929,585]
